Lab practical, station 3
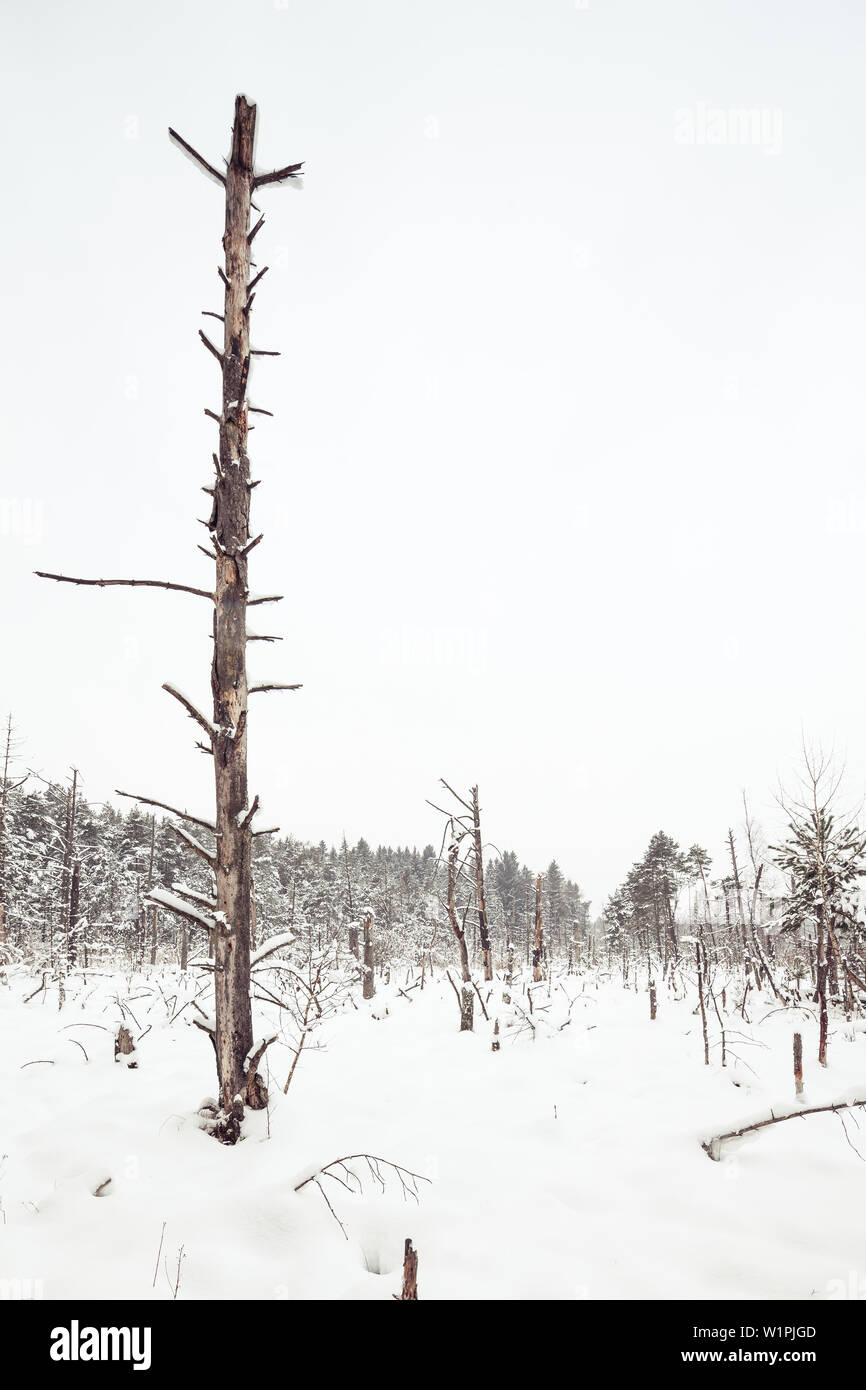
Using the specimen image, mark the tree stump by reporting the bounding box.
[399,1239,419,1300]
[114,1025,138,1068]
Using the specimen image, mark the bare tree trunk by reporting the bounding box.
[532,874,544,982]
[0,714,19,943]
[208,96,259,1115]
[61,769,78,962]
[400,1239,419,1299]
[793,1031,803,1096]
[728,829,756,992]
[68,861,80,968]
[40,90,295,1132]
[348,923,359,958]
[816,903,829,1067]
[147,815,158,966]
[446,834,473,1031]
[362,910,375,999]
[696,941,709,1065]
[470,786,493,981]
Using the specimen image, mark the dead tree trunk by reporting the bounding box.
[0,714,25,946]
[470,785,493,981]
[816,901,829,1067]
[400,1239,419,1300]
[69,861,81,969]
[362,910,375,999]
[728,829,756,992]
[532,874,544,982]
[696,940,709,1065]
[147,814,158,966]
[36,95,303,1138]
[61,769,78,965]
[793,1031,804,1096]
[446,830,473,1031]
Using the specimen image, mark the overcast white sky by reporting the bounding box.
[2,0,865,908]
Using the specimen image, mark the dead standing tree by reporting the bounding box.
[532,874,544,982]
[36,95,303,1140]
[445,827,475,1031]
[470,785,494,981]
[429,779,492,1029]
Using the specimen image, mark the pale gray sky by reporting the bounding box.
[2,0,865,907]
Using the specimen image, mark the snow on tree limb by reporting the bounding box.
[249,931,299,968]
[145,888,220,933]
[162,683,216,739]
[171,823,216,867]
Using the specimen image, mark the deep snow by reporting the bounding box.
[1,965,865,1300]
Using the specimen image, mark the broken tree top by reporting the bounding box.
[168,94,304,190]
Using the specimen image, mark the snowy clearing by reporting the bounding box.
[2,965,864,1301]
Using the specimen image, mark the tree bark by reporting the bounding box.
[399,1239,419,1300]
[68,861,80,968]
[147,815,158,966]
[470,786,493,981]
[696,942,709,1064]
[445,835,473,1031]
[532,874,544,982]
[816,902,829,1067]
[362,911,375,999]
[209,97,262,1116]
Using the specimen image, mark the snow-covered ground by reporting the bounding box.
[2,965,865,1300]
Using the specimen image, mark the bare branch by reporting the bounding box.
[703,1096,866,1159]
[168,127,226,186]
[253,160,304,189]
[115,789,217,833]
[440,778,474,814]
[248,682,302,695]
[198,330,224,365]
[35,573,213,600]
[162,683,215,739]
